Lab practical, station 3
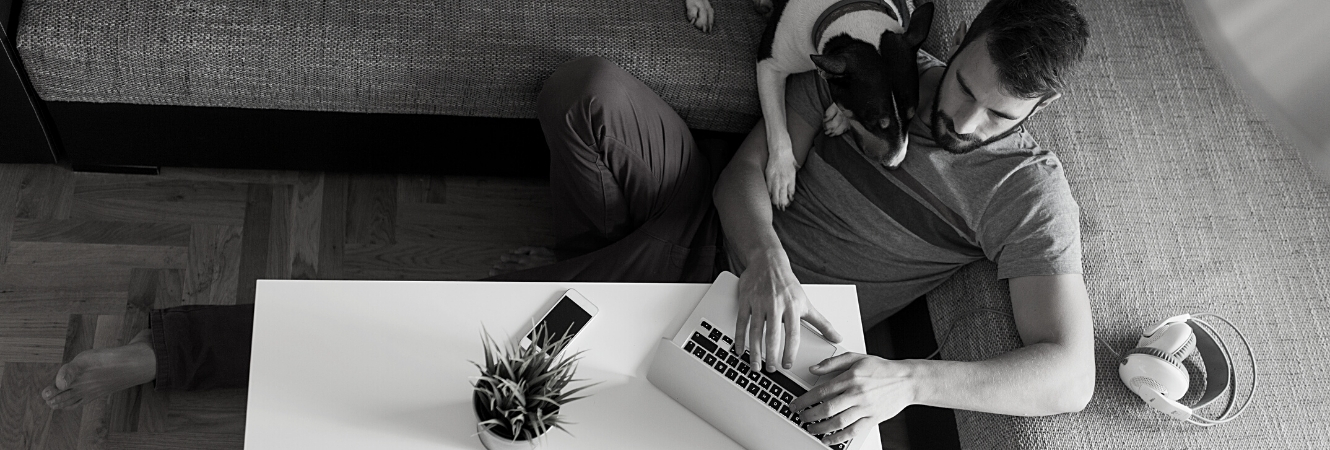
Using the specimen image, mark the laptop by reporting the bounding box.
[647,271,863,450]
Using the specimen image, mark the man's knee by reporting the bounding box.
[536,55,637,125]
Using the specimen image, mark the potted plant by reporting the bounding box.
[470,324,595,449]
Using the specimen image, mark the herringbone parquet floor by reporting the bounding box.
[0,163,911,450]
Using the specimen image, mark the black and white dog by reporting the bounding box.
[688,0,934,208]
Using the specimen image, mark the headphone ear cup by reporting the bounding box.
[1138,322,1195,357]
[1126,346,1183,371]
[1120,348,1189,402]
[1170,332,1196,362]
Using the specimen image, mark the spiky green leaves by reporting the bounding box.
[471,324,597,441]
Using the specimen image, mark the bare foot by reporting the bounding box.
[42,329,156,410]
[489,246,557,277]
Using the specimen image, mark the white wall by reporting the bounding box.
[1189,0,1330,179]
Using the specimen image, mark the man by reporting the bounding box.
[717,0,1094,445]
[45,1,1092,447]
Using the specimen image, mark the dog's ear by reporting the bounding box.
[810,54,849,77]
[904,2,935,48]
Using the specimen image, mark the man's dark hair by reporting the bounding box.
[956,0,1090,99]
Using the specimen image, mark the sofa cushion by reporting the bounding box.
[15,0,767,133]
[922,0,1330,448]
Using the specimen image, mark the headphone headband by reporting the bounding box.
[1185,319,1233,411]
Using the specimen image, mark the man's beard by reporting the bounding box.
[929,68,1029,154]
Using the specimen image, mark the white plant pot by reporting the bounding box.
[476,423,541,450]
[473,394,545,450]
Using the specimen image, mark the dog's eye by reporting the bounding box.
[878,117,891,129]
[907,108,915,120]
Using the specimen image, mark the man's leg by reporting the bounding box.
[44,56,725,408]
[147,304,256,391]
[43,304,255,409]
[490,55,721,282]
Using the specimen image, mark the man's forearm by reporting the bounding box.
[713,150,786,267]
[906,340,1094,416]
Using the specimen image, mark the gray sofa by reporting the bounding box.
[12,0,1330,448]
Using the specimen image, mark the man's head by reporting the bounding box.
[930,0,1089,154]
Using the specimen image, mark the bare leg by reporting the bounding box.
[42,329,156,410]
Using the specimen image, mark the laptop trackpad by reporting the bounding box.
[789,325,839,386]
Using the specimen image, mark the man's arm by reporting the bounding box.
[913,273,1095,414]
[792,273,1095,446]
[713,99,844,373]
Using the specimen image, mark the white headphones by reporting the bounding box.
[1117,313,1256,427]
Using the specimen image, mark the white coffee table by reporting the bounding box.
[244,278,881,450]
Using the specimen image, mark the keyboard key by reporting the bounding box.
[765,370,808,397]
[768,398,781,410]
[747,384,761,396]
[691,333,718,353]
[780,405,792,417]
[704,354,717,365]
[736,377,749,388]
[716,347,730,359]
[713,360,726,373]
[781,392,794,403]
[701,321,712,331]
[748,371,761,382]
[832,443,846,450]
[722,335,733,345]
[758,378,772,389]
[725,355,740,367]
[684,341,696,353]
[737,361,750,373]
[692,347,707,358]
[725,368,738,380]
[758,391,771,402]
[708,329,723,342]
[770,384,783,397]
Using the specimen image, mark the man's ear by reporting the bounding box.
[949,23,966,59]
[810,54,848,76]
[1030,91,1062,116]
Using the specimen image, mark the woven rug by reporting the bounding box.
[923,0,1330,448]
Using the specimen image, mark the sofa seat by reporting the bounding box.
[15,0,766,133]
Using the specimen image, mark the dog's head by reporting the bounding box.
[811,2,934,168]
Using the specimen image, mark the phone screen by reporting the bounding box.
[527,295,593,349]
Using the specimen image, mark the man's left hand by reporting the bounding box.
[790,353,917,446]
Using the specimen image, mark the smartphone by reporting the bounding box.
[520,289,599,352]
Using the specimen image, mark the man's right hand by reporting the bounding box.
[733,251,843,373]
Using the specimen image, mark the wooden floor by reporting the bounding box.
[0,163,911,449]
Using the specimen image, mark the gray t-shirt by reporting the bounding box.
[729,51,1083,327]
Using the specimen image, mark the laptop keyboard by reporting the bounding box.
[683,319,850,450]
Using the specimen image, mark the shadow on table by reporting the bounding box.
[367,399,478,448]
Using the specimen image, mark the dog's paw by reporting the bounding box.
[752,0,773,17]
[686,0,714,32]
[823,104,850,136]
[765,150,798,210]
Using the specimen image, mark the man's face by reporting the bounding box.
[931,35,1048,154]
